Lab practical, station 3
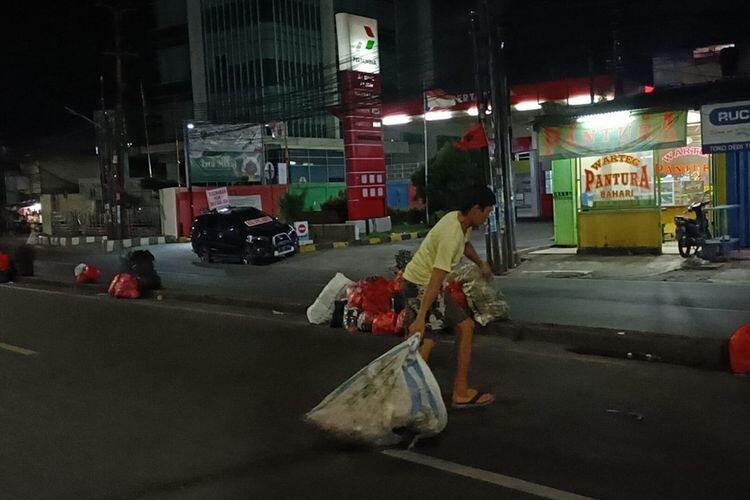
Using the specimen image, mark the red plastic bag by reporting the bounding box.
[346,281,365,309]
[729,324,750,374]
[0,253,9,271]
[362,277,393,315]
[372,311,399,336]
[76,265,102,284]
[108,273,140,299]
[444,280,468,309]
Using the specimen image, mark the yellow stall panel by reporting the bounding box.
[578,209,662,254]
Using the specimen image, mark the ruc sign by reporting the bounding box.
[700,100,750,153]
[539,111,687,159]
[335,13,380,74]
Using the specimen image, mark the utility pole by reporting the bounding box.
[99,2,138,239]
[485,0,517,272]
[140,81,153,178]
[470,9,502,274]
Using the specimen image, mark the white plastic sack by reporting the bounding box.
[74,263,87,278]
[449,263,509,326]
[307,273,352,324]
[305,334,447,447]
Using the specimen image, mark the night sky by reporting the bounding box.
[1,0,749,149]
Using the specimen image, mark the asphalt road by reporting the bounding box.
[1,285,749,498]
[27,221,750,340]
[499,277,750,339]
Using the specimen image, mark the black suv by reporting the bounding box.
[191,207,299,264]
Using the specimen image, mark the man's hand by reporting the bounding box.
[480,261,494,281]
[408,316,426,338]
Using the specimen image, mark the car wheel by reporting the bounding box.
[199,244,213,263]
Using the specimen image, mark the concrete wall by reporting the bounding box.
[578,209,662,253]
[174,185,289,237]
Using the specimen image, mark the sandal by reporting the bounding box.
[451,391,495,410]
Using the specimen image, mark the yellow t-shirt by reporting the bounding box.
[403,211,470,286]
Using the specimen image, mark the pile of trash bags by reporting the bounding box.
[306,333,447,447]
[307,262,509,335]
[72,249,161,300]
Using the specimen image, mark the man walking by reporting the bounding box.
[402,184,496,409]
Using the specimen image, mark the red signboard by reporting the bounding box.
[339,69,387,220]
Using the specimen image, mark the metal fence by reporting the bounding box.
[51,206,162,239]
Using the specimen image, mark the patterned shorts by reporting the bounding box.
[401,279,470,339]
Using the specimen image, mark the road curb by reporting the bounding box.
[298,230,430,254]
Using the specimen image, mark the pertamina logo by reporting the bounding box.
[364,25,375,49]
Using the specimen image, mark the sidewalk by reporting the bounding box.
[514,245,750,283]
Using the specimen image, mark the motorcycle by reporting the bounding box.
[674,200,712,258]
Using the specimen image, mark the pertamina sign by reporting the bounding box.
[335,13,380,74]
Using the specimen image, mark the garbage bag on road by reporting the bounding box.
[0,252,14,283]
[730,324,750,374]
[305,334,447,447]
[121,250,161,291]
[75,263,102,284]
[307,273,352,324]
[108,273,140,299]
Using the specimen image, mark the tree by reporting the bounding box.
[410,142,486,213]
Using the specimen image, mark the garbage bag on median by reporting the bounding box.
[449,263,509,326]
[307,273,352,324]
[108,273,140,299]
[305,333,447,447]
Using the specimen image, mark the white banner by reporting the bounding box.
[206,187,230,210]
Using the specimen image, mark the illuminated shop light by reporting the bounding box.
[567,95,593,106]
[424,110,453,121]
[382,114,412,126]
[576,111,633,127]
[514,101,542,111]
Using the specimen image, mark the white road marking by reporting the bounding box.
[382,449,595,500]
[0,342,38,356]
